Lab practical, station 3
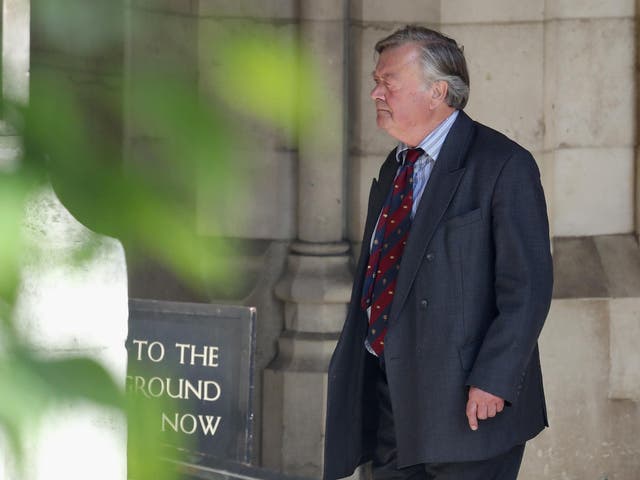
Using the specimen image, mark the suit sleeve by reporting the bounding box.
[465,150,553,404]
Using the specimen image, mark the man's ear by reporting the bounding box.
[431,80,448,103]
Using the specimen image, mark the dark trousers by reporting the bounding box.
[371,356,525,480]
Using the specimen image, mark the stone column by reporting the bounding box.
[262,1,352,477]
[636,4,640,241]
[0,0,30,170]
[13,188,128,480]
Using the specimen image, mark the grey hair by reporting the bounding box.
[375,25,470,109]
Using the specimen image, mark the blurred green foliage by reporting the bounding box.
[1,1,328,478]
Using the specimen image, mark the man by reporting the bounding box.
[324,26,553,480]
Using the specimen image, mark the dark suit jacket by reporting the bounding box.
[324,111,553,480]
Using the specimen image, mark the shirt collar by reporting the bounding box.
[395,109,459,164]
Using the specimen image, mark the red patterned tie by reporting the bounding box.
[361,148,423,355]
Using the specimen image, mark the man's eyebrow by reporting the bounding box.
[371,71,394,80]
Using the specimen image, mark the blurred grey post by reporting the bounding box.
[0,0,29,171]
[0,0,29,474]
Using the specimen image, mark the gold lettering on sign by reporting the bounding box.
[175,343,220,367]
[161,412,222,436]
[129,338,226,439]
[127,376,222,402]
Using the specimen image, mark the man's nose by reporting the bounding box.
[370,84,385,101]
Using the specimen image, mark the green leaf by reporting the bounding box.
[28,355,124,409]
[0,174,32,303]
[204,26,330,135]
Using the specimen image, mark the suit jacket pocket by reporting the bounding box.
[445,207,482,230]
[444,208,483,262]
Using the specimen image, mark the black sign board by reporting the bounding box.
[126,299,256,463]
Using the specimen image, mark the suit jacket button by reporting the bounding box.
[426,253,434,262]
[420,299,429,309]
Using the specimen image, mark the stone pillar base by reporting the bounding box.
[262,242,352,477]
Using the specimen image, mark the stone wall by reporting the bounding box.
[521,297,640,479]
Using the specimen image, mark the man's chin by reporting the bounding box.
[376,113,391,129]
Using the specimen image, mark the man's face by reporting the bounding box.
[370,42,433,144]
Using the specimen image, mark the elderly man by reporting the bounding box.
[324,26,553,480]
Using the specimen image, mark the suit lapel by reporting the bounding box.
[361,149,399,248]
[390,111,476,321]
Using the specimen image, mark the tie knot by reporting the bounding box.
[404,148,423,166]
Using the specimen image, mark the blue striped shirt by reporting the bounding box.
[396,109,459,218]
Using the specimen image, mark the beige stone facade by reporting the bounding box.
[7,0,639,479]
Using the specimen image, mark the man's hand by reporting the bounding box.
[465,386,505,431]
